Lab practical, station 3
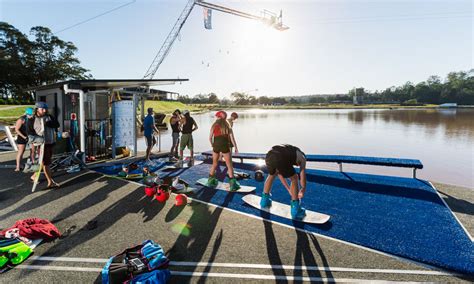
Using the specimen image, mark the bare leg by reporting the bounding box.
[15,144,26,171]
[145,145,151,160]
[222,152,234,178]
[209,152,219,176]
[43,165,57,187]
[263,174,276,195]
[289,175,299,201]
[30,144,36,163]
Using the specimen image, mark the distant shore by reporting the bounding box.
[1,102,472,126]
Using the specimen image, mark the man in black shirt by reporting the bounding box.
[178,110,198,166]
[262,144,307,219]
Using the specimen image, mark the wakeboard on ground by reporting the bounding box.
[196,178,255,193]
[242,194,330,224]
[163,160,203,170]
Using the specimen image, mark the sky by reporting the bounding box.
[1,0,472,98]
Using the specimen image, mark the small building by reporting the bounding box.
[353,88,365,105]
[29,79,187,161]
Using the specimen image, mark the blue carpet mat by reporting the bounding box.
[159,161,473,275]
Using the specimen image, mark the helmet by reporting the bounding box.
[255,170,265,182]
[25,107,34,116]
[175,194,188,206]
[144,186,156,197]
[182,110,190,115]
[215,110,227,119]
[230,112,238,119]
[255,170,264,181]
[155,187,170,203]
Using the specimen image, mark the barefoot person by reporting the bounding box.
[14,107,34,171]
[207,111,240,191]
[169,109,181,161]
[178,110,198,166]
[261,144,307,219]
[27,102,60,189]
[143,107,160,162]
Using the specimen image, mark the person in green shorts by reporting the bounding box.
[178,110,198,166]
[207,111,240,191]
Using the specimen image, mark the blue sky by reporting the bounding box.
[1,0,472,98]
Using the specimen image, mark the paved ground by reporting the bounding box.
[0,151,472,283]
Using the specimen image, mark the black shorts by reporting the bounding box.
[16,136,28,145]
[145,135,156,147]
[212,136,230,154]
[43,144,54,166]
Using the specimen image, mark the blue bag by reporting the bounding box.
[101,240,170,284]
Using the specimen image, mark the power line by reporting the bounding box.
[53,0,136,35]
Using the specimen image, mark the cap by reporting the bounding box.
[215,110,227,119]
[182,110,189,115]
[35,102,48,109]
[25,107,34,116]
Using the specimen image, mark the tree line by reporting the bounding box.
[0,22,91,104]
[350,70,474,105]
[179,70,473,106]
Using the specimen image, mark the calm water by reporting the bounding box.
[139,109,474,189]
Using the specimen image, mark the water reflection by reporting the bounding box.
[346,109,474,141]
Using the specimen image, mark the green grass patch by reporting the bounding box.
[144,101,203,114]
[0,105,34,117]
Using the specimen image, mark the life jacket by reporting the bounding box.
[101,239,170,284]
[0,237,32,268]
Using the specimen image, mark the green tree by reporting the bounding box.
[258,96,272,105]
[0,22,91,101]
[231,92,249,105]
[208,93,219,104]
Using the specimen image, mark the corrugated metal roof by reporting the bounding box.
[28,79,188,91]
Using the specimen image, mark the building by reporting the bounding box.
[29,79,187,160]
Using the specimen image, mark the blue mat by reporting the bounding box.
[170,161,473,275]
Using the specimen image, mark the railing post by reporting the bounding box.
[338,162,343,172]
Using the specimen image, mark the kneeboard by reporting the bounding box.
[172,186,197,194]
[163,160,203,171]
[196,178,255,193]
[242,194,330,224]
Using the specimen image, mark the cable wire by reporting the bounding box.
[53,0,136,35]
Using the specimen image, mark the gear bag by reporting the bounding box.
[0,237,33,268]
[101,239,170,284]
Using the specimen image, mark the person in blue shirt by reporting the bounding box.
[143,108,160,161]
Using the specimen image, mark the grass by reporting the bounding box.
[144,101,203,114]
[0,105,34,117]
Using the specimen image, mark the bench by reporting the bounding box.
[201,151,423,178]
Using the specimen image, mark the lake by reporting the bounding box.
[139,108,474,189]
